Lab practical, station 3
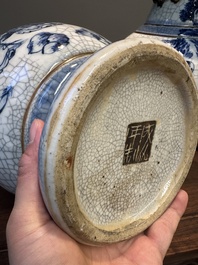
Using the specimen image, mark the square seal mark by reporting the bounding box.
[123,120,156,165]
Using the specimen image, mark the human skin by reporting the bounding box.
[6,119,188,265]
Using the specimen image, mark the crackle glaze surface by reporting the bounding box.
[135,0,198,86]
[74,66,188,227]
[38,38,198,244]
[0,15,198,245]
[0,23,110,193]
[23,55,89,147]
[149,0,197,26]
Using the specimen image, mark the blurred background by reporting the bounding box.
[0,0,153,41]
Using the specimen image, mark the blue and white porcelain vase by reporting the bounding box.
[130,0,198,86]
[0,14,198,245]
[0,23,110,192]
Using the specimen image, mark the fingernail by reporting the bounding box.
[29,119,39,143]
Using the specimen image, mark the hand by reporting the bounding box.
[6,119,188,265]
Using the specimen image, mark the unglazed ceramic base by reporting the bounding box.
[39,38,198,245]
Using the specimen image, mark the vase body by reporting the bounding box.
[0,19,198,245]
[0,23,110,192]
[131,0,198,86]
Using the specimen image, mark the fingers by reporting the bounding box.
[146,189,188,258]
[14,119,45,211]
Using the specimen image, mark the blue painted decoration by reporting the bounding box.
[180,0,198,25]
[0,41,24,73]
[0,85,13,113]
[163,27,198,71]
[76,28,110,45]
[26,56,88,141]
[164,38,193,59]
[27,32,70,54]
[0,23,70,114]
[137,1,198,80]
[0,22,62,42]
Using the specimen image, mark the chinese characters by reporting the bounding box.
[123,121,156,165]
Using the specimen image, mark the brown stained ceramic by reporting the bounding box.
[40,39,198,245]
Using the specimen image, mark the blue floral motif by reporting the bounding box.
[179,28,198,57]
[180,0,198,25]
[27,32,70,54]
[0,22,62,42]
[189,38,198,57]
[0,23,107,115]
[0,23,70,114]
[163,27,198,72]
[0,23,67,74]
[0,40,24,73]
[0,33,23,113]
[164,37,196,71]
[164,38,193,59]
[76,28,110,45]
[0,85,13,113]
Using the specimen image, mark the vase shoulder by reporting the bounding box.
[147,0,198,27]
[0,22,110,193]
[134,1,198,89]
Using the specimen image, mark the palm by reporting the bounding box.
[7,211,163,265]
[81,233,163,265]
[6,120,188,265]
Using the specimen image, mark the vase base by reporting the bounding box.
[40,38,198,245]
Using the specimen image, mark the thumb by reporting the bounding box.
[14,119,45,211]
[146,189,188,258]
